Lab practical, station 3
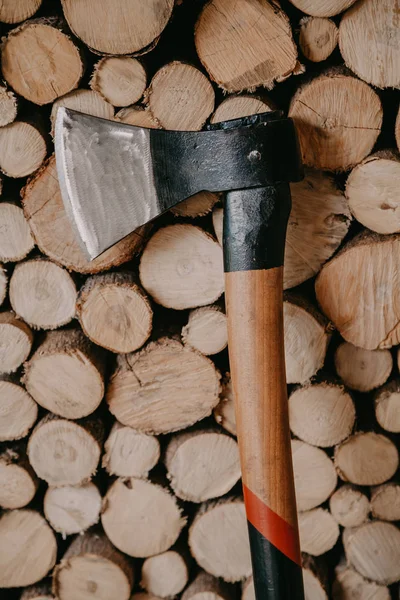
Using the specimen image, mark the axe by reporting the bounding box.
[55,108,305,600]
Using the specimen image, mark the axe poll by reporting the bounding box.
[55,108,305,600]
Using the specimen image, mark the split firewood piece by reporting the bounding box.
[189,499,252,582]
[24,329,104,419]
[28,413,104,486]
[146,62,214,131]
[0,0,42,23]
[0,85,17,125]
[343,521,400,585]
[61,0,174,55]
[0,122,46,177]
[210,95,274,124]
[115,106,160,129]
[91,57,147,107]
[141,551,189,598]
[182,305,228,356]
[51,89,114,134]
[44,482,102,536]
[298,508,340,556]
[334,432,399,486]
[0,202,34,262]
[375,380,400,433]
[140,225,224,310]
[339,0,400,89]
[195,0,297,92]
[171,191,219,218]
[183,571,233,600]
[333,566,390,600]
[370,483,400,522]
[0,509,57,587]
[329,485,370,528]
[22,156,147,274]
[77,272,153,353]
[20,581,55,600]
[0,311,33,374]
[299,17,338,62]
[0,376,38,441]
[1,20,83,105]
[101,477,186,558]
[165,430,240,502]
[53,531,134,600]
[107,338,221,434]
[102,421,160,478]
[289,72,382,171]
[345,152,400,234]
[10,259,76,329]
[0,443,38,509]
[213,374,236,436]
[335,342,392,392]
[289,0,357,17]
[315,232,400,349]
[212,207,223,246]
[284,297,330,384]
[291,440,337,511]
[289,382,355,447]
[0,265,7,306]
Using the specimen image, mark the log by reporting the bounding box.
[10,259,76,330]
[333,563,390,600]
[212,206,223,246]
[299,17,339,63]
[165,430,240,502]
[0,264,7,306]
[289,382,355,447]
[0,443,38,509]
[374,380,400,433]
[329,485,370,528]
[53,531,134,600]
[195,0,297,92]
[0,509,57,587]
[181,305,228,356]
[396,105,400,153]
[60,0,174,55]
[210,95,274,124]
[334,432,399,486]
[146,62,214,131]
[315,232,400,349]
[139,224,224,310]
[170,191,219,219]
[90,57,147,107]
[77,272,153,353]
[50,89,114,134]
[335,342,393,392]
[0,84,17,126]
[291,440,337,511]
[188,499,252,582]
[242,577,254,600]
[1,19,83,105]
[298,508,340,556]
[101,477,185,558]
[370,483,400,522]
[0,376,38,441]
[0,202,34,262]
[339,0,400,89]
[43,482,102,536]
[133,595,162,600]
[213,373,236,436]
[343,521,400,585]
[141,551,189,598]
[27,413,104,486]
[283,297,330,384]
[0,122,46,178]
[0,0,42,23]
[289,71,382,171]
[102,421,160,478]
[107,337,221,434]
[301,556,329,600]
[182,571,233,600]
[20,581,54,600]
[22,156,148,274]
[0,311,33,374]
[115,106,160,129]
[289,0,357,17]
[24,329,105,419]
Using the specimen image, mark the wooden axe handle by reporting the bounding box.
[224,185,304,600]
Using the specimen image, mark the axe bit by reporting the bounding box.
[55,107,305,600]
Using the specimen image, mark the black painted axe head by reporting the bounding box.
[54,108,302,260]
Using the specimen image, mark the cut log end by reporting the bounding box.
[183,571,233,600]
[51,89,114,135]
[289,0,357,17]
[141,551,189,598]
[333,563,390,600]
[335,342,392,392]
[0,378,38,442]
[210,95,274,124]
[0,311,33,374]
[0,202,34,263]
[44,482,102,536]
[298,508,340,556]
[299,17,338,63]
[329,485,370,528]
[0,265,7,306]
[102,421,160,478]
[0,85,17,126]
[291,440,337,511]
[370,483,400,522]
[375,379,400,433]
[115,106,160,129]
[0,0,42,24]
[0,445,38,509]
[91,57,147,107]
[182,305,228,356]
[213,374,236,436]
[171,191,219,218]
[0,122,46,178]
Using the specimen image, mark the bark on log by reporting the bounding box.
[0,84,17,125]
[10,259,76,330]
[91,57,147,107]
[370,483,400,522]
[20,581,54,600]
[0,202,34,262]
[210,95,274,124]
[289,71,382,171]
[0,0,42,23]
[107,338,221,434]
[183,571,233,600]
[115,106,160,129]
[44,482,102,536]
[213,373,236,436]
[374,380,400,433]
[170,191,219,218]
[333,563,390,600]
[298,508,340,556]
[181,305,228,356]
[335,342,393,392]
[22,156,148,274]
[102,421,160,478]
[50,89,114,134]
[77,272,153,353]
[101,477,185,558]
[195,0,298,92]
[0,509,57,588]
[0,376,38,441]
[24,329,105,419]
[141,551,189,598]
[0,122,46,178]
[0,443,38,509]
[289,0,357,17]
[0,264,7,306]
[329,485,370,528]
[299,17,338,62]
[0,311,33,374]
[291,440,337,511]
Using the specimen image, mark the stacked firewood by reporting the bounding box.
[0,0,399,598]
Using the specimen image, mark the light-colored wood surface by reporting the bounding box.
[91,57,146,107]
[171,191,219,218]
[0,122,46,178]
[0,444,38,509]
[333,563,390,600]
[0,0,42,23]
[213,373,236,436]
[298,508,340,556]
[44,482,102,536]
[51,89,114,134]
[299,17,338,62]
[375,379,400,432]
[370,483,400,522]
[335,342,393,392]
[182,305,228,356]
[0,311,33,373]
[329,485,370,528]
[141,551,188,598]
[289,0,356,17]
[102,421,160,478]
[0,377,38,441]
[0,202,34,262]
[291,440,337,511]
[0,265,7,306]
[0,85,17,126]
[115,106,160,129]
[210,95,274,124]
[182,571,232,600]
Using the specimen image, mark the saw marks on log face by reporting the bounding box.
[329,485,370,528]
[195,0,297,92]
[333,564,391,600]
[0,379,38,441]
[299,508,340,556]
[102,421,160,478]
[44,482,102,536]
[210,95,274,124]
[0,202,34,262]
[291,440,337,511]
[371,483,400,521]
[141,551,188,598]
[335,343,392,392]
[289,0,357,17]
[0,312,33,374]
[0,446,38,509]
[1,22,83,105]
[289,74,382,171]
[182,305,228,356]
[299,17,338,63]
[91,57,147,107]
[375,379,400,432]
[0,0,42,23]
[107,338,221,434]
[115,106,160,129]
[0,122,46,178]
[51,89,114,134]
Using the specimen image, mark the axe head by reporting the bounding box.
[55,108,302,260]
